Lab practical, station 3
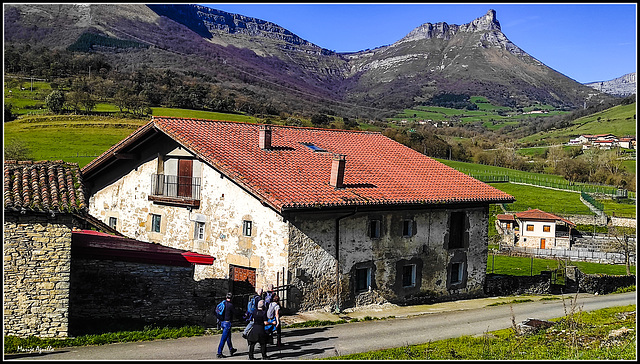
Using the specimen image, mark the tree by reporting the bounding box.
[605,225,636,275]
[4,138,33,161]
[45,90,66,113]
[4,102,16,122]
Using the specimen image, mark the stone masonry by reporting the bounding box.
[3,213,73,338]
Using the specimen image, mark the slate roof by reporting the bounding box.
[514,209,575,226]
[4,160,87,214]
[83,117,515,212]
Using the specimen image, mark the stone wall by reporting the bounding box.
[484,272,552,296]
[287,206,490,311]
[3,213,74,338]
[575,270,636,295]
[68,258,226,335]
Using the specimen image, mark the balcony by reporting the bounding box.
[149,174,201,208]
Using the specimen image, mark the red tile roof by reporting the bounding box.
[515,209,575,226]
[496,214,515,221]
[72,230,214,266]
[4,160,87,214]
[83,117,514,212]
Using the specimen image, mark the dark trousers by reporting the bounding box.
[248,339,267,360]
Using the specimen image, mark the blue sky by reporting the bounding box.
[203,3,637,84]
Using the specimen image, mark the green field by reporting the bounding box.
[519,103,637,145]
[487,182,595,216]
[487,254,636,276]
[3,108,258,168]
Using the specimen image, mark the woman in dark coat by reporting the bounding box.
[246,300,269,360]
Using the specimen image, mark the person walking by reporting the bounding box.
[246,300,269,360]
[266,293,283,347]
[242,288,263,339]
[216,292,238,358]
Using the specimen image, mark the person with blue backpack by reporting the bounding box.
[215,292,237,358]
[242,288,263,339]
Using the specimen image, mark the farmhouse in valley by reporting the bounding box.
[567,134,636,150]
[495,209,576,249]
[81,116,515,311]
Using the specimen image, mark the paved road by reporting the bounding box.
[5,292,635,361]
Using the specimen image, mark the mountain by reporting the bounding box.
[585,72,636,97]
[3,4,613,118]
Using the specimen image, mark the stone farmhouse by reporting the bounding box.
[81,116,514,312]
[495,209,575,249]
[4,160,217,338]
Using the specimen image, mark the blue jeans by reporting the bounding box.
[217,321,234,355]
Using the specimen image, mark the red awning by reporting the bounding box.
[72,230,215,267]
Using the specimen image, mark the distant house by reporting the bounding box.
[591,139,616,150]
[496,209,575,249]
[81,116,515,311]
[618,136,636,149]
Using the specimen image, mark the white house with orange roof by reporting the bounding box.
[496,209,575,249]
[82,116,514,311]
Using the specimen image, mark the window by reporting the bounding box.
[449,212,465,249]
[402,264,416,287]
[526,225,534,232]
[450,262,464,284]
[402,219,413,237]
[355,267,371,292]
[194,221,205,240]
[369,219,381,239]
[151,214,161,233]
[243,220,252,237]
[543,225,551,232]
[108,217,117,229]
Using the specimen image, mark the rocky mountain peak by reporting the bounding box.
[397,9,501,45]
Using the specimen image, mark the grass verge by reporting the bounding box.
[325,304,636,360]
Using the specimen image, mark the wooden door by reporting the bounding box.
[540,238,546,249]
[178,159,192,198]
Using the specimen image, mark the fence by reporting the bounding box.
[500,246,635,265]
[463,169,634,199]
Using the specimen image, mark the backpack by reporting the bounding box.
[215,300,226,320]
[247,294,259,315]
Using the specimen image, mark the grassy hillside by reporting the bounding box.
[519,103,636,145]
[4,108,260,167]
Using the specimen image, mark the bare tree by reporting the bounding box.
[605,225,636,275]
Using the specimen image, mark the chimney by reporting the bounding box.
[259,125,272,150]
[330,154,346,188]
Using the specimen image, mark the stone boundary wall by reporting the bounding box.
[3,214,73,338]
[575,270,636,295]
[484,272,552,296]
[485,269,635,297]
[610,216,636,228]
[69,258,226,335]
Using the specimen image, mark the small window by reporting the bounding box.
[369,219,381,239]
[355,267,371,292]
[194,221,205,240]
[402,264,416,288]
[543,225,551,232]
[243,220,252,237]
[300,142,327,152]
[402,220,413,237]
[526,225,534,232]
[151,214,161,233]
[108,217,117,229]
[451,262,464,284]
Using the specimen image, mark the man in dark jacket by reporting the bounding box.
[217,293,238,358]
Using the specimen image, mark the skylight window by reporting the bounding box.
[300,142,327,152]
